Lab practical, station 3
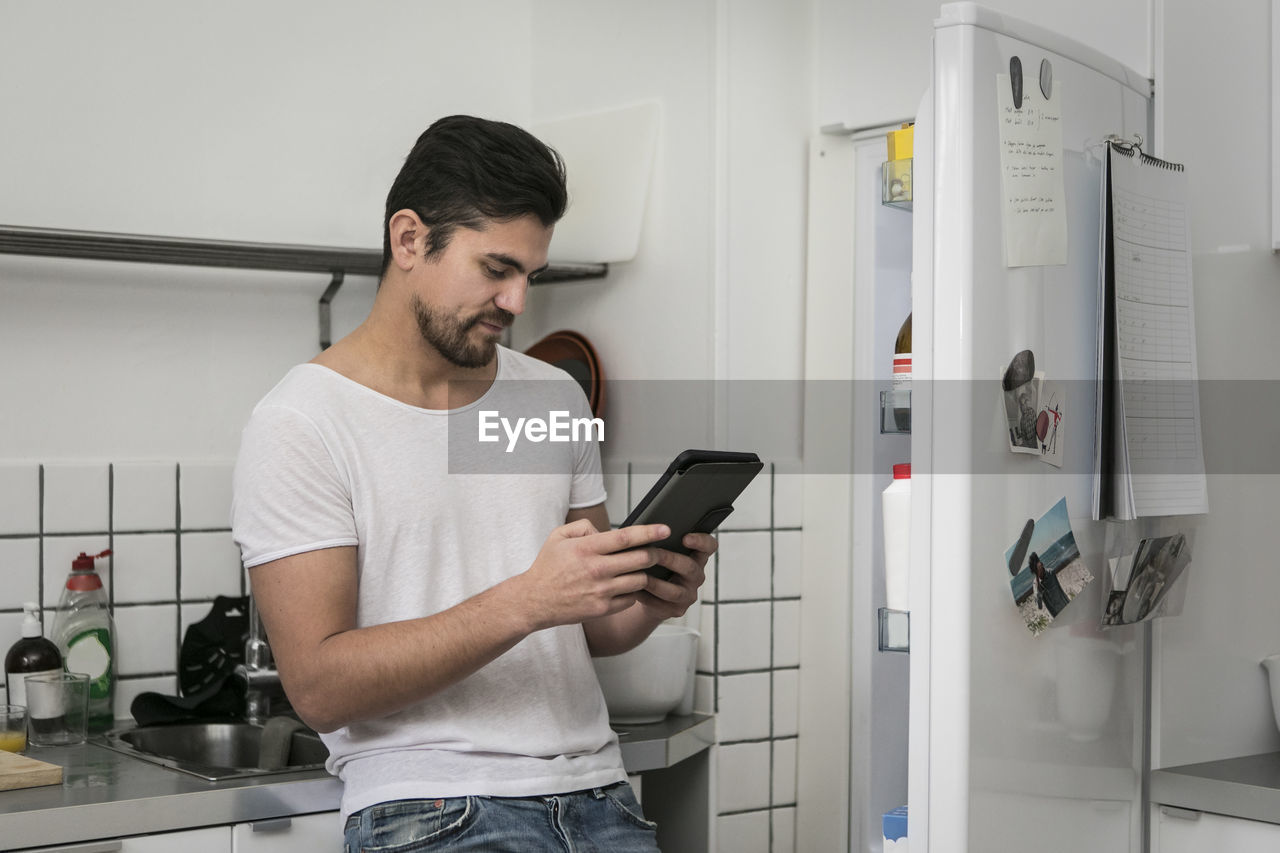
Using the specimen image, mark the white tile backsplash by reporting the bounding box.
[772,668,800,737]
[178,462,235,529]
[694,673,715,714]
[717,811,770,853]
[717,602,772,672]
[180,531,243,600]
[113,462,176,531]
[0,538,40,611]
[717,671,771,742]
[0,464,40,535]
[0,458,268,726]
[112,534,177,604]
[0,611,25,700]
[703,549,719,603]
[772,600,801,668]
[115,604,178,675]
[772,807,796,853]
[772,529,802,599]
[772,738,798,804]
[773,471,803,529]
[115,674,180,721]
[717,531,772,601]
[698,604,716,673]
[717,741,772,812]
[44,462,109,533]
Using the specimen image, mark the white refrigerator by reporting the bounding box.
[838,4,1154,851]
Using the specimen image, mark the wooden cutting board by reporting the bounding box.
[0,750,63,790]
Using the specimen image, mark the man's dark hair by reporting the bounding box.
[381,115,568,271]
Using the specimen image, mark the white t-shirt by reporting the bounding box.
[230,346,622,819]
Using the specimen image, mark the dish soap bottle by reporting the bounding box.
[52,550,116,731]
[5,602,63,709]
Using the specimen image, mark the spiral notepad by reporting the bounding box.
[1093,141,1208,520]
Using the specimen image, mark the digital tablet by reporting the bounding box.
[621,449,764,579]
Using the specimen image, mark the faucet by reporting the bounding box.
[233,595,284,724]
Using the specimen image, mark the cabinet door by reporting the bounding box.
[12,826,231,853]
[232,811,342,853]
[121,826,230,853]
[1156,808,1280,853]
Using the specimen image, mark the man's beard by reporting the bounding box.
[412,296,513,369]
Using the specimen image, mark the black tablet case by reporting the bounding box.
[622,450,763,578]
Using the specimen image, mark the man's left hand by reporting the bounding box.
[638,532,717,620]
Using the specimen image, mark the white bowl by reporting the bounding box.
[592,624,699,725]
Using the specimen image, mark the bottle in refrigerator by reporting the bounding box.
[52,550,115,731]
[893,312,912,431]
[882,463,911,612]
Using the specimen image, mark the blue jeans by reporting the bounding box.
[342,782,659,852]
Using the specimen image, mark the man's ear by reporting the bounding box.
[388,209,427,271]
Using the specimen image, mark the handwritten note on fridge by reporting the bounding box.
[996,75,1067,267]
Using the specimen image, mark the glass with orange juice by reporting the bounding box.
[0,704,27,752]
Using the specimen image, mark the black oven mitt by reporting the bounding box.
[129,595,249,726]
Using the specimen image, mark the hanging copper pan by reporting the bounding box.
[524,330,605,419]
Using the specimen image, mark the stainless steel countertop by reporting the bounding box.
[1151,751,1280,825]
[616,713,715,773]
[0,714,714,850]
[0,739,341,850]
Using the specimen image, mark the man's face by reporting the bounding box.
[411,215,552,368]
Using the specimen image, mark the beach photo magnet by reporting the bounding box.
[1005,497,1095,636]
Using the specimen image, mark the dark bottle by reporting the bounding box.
[892,312,912,431]
[5,602,63,711]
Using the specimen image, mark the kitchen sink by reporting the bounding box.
[97,719,329,781]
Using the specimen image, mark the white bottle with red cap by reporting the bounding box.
[881,464,911,612]
[51,549,116,731]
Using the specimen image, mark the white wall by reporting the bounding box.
[0,0,532,460]
[520,0,812,474]
[1152,0,1280,769]
[813,0,1152,130]
[0,0,530,247]
[520,0,721,472]
[523,0,716,385]
[522,0,809,470]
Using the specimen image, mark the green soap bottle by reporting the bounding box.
[52,550,116,732]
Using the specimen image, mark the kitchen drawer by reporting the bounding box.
[232,811,342,853]
[11,825,230,853]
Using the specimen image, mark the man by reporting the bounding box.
[230,115,713,851]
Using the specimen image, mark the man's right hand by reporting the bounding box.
[516,519,673,631]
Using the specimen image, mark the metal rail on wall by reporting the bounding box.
[0,224,609,350]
